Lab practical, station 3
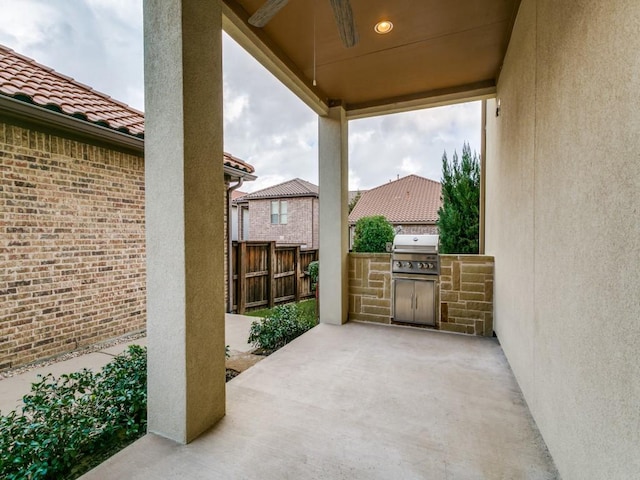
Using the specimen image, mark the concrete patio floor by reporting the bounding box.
[82,322,558,479]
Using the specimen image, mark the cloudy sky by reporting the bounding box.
[0,0,481,192]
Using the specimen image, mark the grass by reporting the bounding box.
[246,298,316,321]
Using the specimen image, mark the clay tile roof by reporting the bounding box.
[0,44,144,137]
[348,174,442,224]
[241,178,318,200]
[223,152,255,174]
[231,190,248,201]
[0,45,256,175]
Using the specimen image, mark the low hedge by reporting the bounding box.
[248,303,317,352]
[0,345,147,480]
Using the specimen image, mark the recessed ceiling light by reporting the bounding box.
[374,20,393,34]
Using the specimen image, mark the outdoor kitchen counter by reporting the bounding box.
[348,253,495,336]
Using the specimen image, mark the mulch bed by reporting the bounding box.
[226,369,240,382]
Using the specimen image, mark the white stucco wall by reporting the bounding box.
[485,1,640,479]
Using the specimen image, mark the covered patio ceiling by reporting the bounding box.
[222,0,521,118]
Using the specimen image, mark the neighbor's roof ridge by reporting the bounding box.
[348,174,442,224]
[241,177,319,199]
[363,174,440,195]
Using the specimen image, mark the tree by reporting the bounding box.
[348,190,362,213]
[437,142,480,254]
[352,215,395,253]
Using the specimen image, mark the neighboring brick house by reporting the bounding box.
[348,174,442,248]
[230,189,247,242]
[235,178,319,249]
[0,45,254,370]
[222,155,256,313]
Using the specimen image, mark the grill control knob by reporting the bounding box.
[428,263,434,269]
[406,262,413,269]
[396,261,403,268]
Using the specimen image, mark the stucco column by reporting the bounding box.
[144,0,225,443]
[318,105,349,324]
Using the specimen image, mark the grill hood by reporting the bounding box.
[392,234,439,253]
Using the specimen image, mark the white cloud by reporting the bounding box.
[400,157,420,174]
[0,3,55,47]
[0,2,481,193]
[0,0,144,110]
[224,93,249,123]
[348,168,362,191]
[348,103,481,189]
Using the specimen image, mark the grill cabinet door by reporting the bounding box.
[393,278,415,323]
[414,279,436,326]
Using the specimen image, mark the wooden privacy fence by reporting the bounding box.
[232,241,318,313]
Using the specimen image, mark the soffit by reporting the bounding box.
[223,0,520,116]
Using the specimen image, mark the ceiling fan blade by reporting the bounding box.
[248,0,290,27]
[329,0,359,48]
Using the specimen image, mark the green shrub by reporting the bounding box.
[0,345,147,480]
[352,215,395,253]
[248,303,317,352]
[307,261,319,291]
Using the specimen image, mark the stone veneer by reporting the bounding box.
[348,253,392,324]
[439,255,494,336]
[348,253,494,336]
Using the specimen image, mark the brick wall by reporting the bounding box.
[439,255,494,336]
[395,224,438,235]
[0,122,146,371]
[348,253,392,323]
[247,197,318,249]
[312,198,319,250]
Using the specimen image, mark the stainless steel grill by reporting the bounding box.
[391,235,440,326]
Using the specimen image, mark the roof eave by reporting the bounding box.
[0,94,144,154]
[224,164,257,182]
[243,193,318,200]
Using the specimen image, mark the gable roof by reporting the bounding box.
[240,178,318,200]
[0,44,144,138]
[348,174,442,224]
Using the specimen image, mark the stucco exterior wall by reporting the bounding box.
[247,197,318,248]
[485,1,640,478]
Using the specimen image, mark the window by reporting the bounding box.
[271,200,288,224]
